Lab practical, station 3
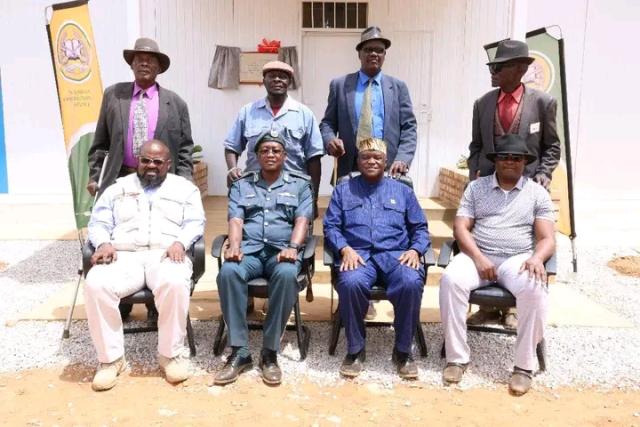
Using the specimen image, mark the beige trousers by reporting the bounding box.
[439,252,548,371]
[84,249,192,363]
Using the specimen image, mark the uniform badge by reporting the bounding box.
[390,198,396,204]
[270,129,279,137]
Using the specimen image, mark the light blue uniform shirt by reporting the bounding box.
[354,70,384,139]
[224,96,324,173]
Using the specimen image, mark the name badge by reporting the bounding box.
[529,122,540,134]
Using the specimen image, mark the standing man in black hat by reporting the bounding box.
[466,39,560,329]
[320,26,417,179]
[87,37,194,198]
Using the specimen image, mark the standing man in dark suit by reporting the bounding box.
[87,38,194,198]
[466,39,560,329]
[320,26,417,179]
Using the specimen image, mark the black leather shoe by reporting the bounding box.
[392,348,418,380]
[339,349,366,378]
[259,349,282,385]
[213,350,253,385]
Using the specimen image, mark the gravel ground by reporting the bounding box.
[1,237,639,391]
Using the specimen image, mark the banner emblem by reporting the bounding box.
[56,21,92,83]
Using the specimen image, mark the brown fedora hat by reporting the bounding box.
[123,37,171,73]
[356,26,391,51]
[487,39,534,65]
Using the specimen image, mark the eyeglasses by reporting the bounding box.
[258,147,284,156]
[488,62,518,74]
[139,157,167,166]
[496,153,525,162]
[361,46,386,55]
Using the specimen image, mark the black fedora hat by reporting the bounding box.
[487,134,537,164]
[356,26,391,51]
[487,39,534,65]
[123,37,171,73]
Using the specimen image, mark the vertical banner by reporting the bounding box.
[485,27,577,271]
[46,0,102,228]
[0,69,7,193]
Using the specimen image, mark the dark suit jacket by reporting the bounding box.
[88,82,194,196]
[468,86,560,180]
[320,72,417,178]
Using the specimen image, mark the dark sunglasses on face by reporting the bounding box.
[362,46,386,55]
[488,62,518,74]
[496,153,525,162]
[139,157,167,166]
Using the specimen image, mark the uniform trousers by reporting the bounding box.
[216,246,301,352]
[84,249,192,363]
[337,258,424,354]
[439,252,548,371]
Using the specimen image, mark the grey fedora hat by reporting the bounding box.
[486,134,537,164]
[123,37,171,73]
[487,39,534,65]
[356,26,391,51]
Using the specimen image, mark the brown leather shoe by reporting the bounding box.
[509,368,533,396]
[502,308,518,330]
[442,362,468,384]
[339,349,366,378]
[392,349,418,380]
[213,349,253,385]
[467,307,501,326]
[259,349,282,385]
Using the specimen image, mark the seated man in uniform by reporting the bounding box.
[323,138,430,379]
[439,134,555,396]
[214,133,313,386]
[85,139,205,391]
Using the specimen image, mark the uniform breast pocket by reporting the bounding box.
[244,126,267,152]
[238,196,263,218]
[275,193,299,220]
[285,127,305,153]
[156,197,184,225]
[113,195,139,222]
[382,201,406,230]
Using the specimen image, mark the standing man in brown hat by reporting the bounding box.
[87,37,194,198]
[320,26,417,179]
[466,39,560,329]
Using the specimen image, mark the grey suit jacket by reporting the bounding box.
[468,86,560,180]
[88,82,194,196]
[319,72,417,178]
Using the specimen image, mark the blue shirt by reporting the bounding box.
[323,176,430,273]
[228,170,313,254]
[224,96,324,173]
[354,71,384,138]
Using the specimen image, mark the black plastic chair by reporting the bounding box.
[82,236,205,356]
[211,235,317,360]
[324,172,435,357]
[437,239,556,371]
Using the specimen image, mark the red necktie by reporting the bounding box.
[499,93,515,132]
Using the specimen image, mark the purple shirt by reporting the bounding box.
[123,82,160,167]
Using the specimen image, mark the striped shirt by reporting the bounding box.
[457,174,554,257]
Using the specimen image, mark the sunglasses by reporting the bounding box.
[488,62,518,74]
[361,46,386,55]
[496,153,525,162]
[139,157,167,166]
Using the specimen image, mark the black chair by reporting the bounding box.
[210,235,317,360]
[82,236,205,356]
[324,172,436,357]
[437,239,556,371]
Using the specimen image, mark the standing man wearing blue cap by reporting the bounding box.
[215,133,313,386]
[224,61,324,211]
[466,39,560,329]
[320,26,417,179]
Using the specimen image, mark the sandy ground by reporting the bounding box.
[1,366,639,426]
[609,256,640,278]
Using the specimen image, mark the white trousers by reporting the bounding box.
[439,252,548,371]
[84,249,192,363]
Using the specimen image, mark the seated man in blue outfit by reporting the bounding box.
[323,137,430,379]
[214,132,313,386]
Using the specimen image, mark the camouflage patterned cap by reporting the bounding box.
[356,137,386,154]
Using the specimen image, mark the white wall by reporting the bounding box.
[0,0,137,197]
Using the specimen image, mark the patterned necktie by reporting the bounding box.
[357,79,373,142]
[499,93,515,132]
[133,91,147,157]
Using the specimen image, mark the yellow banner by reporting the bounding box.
[47,0,103,228]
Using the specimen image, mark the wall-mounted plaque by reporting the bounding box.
[240,52,278,84]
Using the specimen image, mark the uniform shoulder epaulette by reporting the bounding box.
[235,170,258,181]
[287,170,311,181]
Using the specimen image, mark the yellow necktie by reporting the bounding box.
[357,79,373,142]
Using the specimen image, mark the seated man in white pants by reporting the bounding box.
[84,139,205,391]
[439,134,555,396]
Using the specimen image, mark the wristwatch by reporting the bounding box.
[287,242,302,251]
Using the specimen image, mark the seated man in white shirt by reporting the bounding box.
[84,139,205,391]
[439,134,555,396]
